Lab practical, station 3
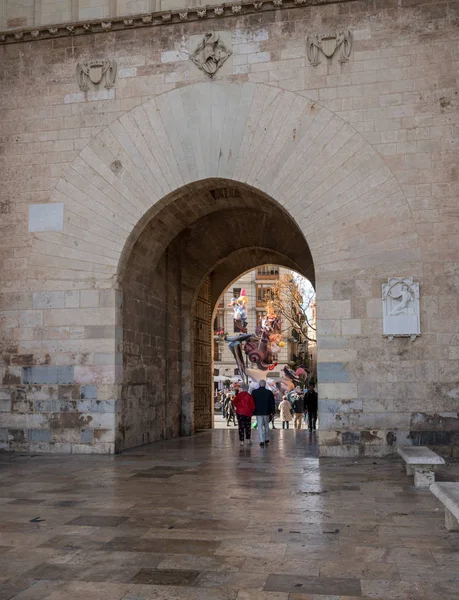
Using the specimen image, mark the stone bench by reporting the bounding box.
[397,446,445,488]
[430,483,459,531]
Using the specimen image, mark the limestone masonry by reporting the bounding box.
[0,0,458,457]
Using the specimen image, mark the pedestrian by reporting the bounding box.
[252,380,275,447]
[304,383,318,432]
[221,392,227,420]
[233,384,255,446]
[292,387,304,430]
[225,395,237,426]
[278,395,293,429]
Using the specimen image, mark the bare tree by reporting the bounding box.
[270,273,316,344]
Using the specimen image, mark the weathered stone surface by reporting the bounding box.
[430,482,459,531]
[397,446,445,465]
[1,0,459,456]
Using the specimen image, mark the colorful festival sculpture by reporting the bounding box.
[228,287,249,333]
[226,292,286,383]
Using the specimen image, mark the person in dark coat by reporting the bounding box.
[252,380,275,447]
[304,383,318,432]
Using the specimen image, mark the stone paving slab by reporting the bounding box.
[0,429,459,599]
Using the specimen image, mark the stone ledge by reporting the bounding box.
[0,0,354,45]
[397,445,445,465]
[430,482,459,521]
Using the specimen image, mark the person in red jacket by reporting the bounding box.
[233,384,255,447]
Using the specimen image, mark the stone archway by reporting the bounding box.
[118,180,314,450]
[20,81,420,456]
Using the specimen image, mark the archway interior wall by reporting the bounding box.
[193,278,212,431]
[120,238,182,451]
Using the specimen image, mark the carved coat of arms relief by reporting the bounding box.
[190,32,231,78]
[77,59,117,91]
[306,30,352,66]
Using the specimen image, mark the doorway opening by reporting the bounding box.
[118,179,314,452]
[212,265,316,433]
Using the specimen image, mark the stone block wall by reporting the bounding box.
[0,290,120,453]
[193,278,212,431]
[1,0,459,456]
[0,0,226,29]
[120,228,183,450]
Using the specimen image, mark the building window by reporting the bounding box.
[232,287,241,299]
[256,265,279,279]
[213,340,222,361]
[256,284,272,307]
[213,310,225,332]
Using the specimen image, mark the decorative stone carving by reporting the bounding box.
[382,277,420,341]
[190,32,231,79]
[77,59,117,91]
[0,0,309,45]
[306,30,352,66]
[179,11,188,20]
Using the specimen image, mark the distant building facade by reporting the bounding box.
[213,265,308,387]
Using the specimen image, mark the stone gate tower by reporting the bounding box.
[1,0,459,457]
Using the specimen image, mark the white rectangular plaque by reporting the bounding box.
[29,203,64,233]
[382,277,420,340]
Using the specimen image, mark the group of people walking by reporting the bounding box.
[278,384,318,431]
[232,380,276,447]
[225,381,318,447]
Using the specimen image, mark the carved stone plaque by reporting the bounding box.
[77,59,117,91]
[190,32,231,78]
[382,277,420,340]
[306,30,352,66]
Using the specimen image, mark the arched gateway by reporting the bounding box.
[0,81,439,457]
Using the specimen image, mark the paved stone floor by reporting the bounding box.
[1,429,459,600]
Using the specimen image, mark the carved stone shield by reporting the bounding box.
[306,30,352,66]
[190,32,231,78]
[89,65,104,84]
[320,36,337,57]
